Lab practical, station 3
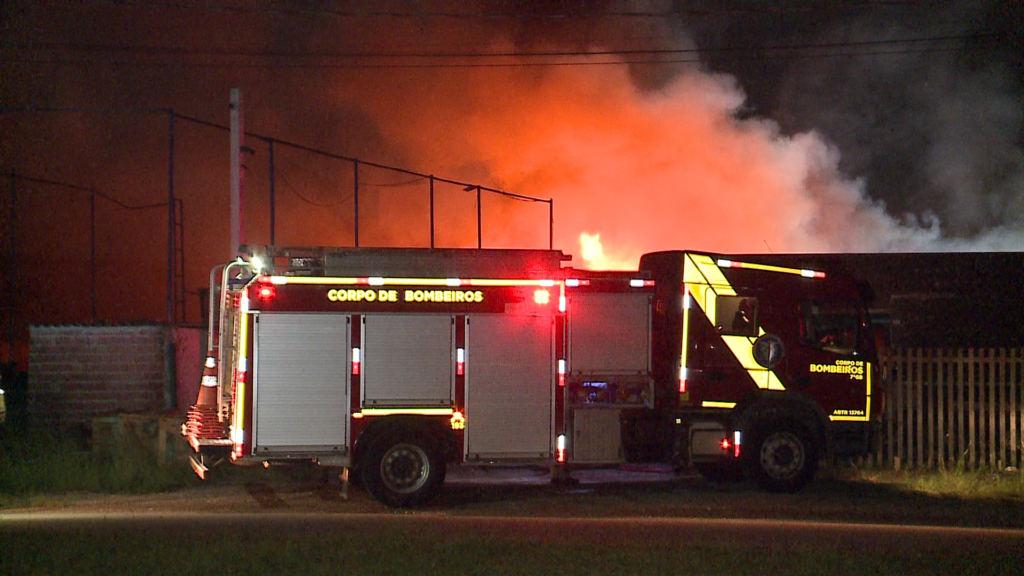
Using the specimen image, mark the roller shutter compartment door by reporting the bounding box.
[466,314,554,459]
[254,313,350,454]
[570,292,651,374]
[362,315,453,406]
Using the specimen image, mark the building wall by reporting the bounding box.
[28,325,194,427]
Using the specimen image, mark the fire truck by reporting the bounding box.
[185,246,879,506]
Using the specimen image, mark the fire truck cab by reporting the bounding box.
[185,246,878,505]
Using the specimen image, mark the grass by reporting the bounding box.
[831,454,1024,501]
[1,518,1020,576]
[0,426,195,507]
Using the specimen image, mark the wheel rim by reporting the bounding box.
[759,431,804,480]
[380,443,431,494]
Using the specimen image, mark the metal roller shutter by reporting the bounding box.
[570,292,651,373]
[253,313,350,454]
[465,314,554,459]
[363,314,453,406]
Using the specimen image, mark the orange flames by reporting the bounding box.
[330,39,940,261]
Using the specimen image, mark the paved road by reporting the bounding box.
[3,468,1022,575]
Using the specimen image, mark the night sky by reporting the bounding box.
[1,1,1021,363]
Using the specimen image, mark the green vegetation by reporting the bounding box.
[0,427,195,507]
[1,520,1019,576]
[841,465,1024,500]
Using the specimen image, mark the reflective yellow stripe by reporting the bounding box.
[357,407,454,416]
[702,401,737,409]
[721,335,786,390]
[717,259,824,277]
[269,276,556,287]
[683,254,783,392]
[232,312,249,442]
[865,362,872,420]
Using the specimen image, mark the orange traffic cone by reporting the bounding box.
[196,353,218,406]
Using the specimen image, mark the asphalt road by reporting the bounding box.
[2,467,1023,575]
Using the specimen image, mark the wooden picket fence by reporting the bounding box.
[872,348,1023,471]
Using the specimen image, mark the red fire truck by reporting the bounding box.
[185,246,879,506]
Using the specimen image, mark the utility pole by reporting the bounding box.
[229,89,244,257]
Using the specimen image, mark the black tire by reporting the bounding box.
[361,434,445,507]
[694,461,745,483]
[747,424,818,493]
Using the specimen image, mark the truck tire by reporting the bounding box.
[748,423,818,493]
[362,433,445,507]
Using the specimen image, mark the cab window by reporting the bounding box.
[716,296,759,337]
[801,302,859,355]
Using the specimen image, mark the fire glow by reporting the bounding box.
[338,37,967,261]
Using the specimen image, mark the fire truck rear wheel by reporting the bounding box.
[748,424,818,493]
[362,435,445,507]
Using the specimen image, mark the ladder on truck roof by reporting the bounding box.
[242,245,570,279]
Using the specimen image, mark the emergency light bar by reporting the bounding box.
[266,276,560,287]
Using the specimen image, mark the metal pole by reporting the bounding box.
[429,176,435,248]
[476,185,482,249]
[90,187,96,323]
[549,200,554,251]
[7,171,15,359]
[167,109,175,325]
[229,89,242,257]
[353,158,359,247]
[269,138,275,246]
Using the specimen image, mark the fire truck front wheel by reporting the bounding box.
[362,435,445,507]
[748,423,818,493]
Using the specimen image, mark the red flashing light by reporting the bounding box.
[256,285,277,301]
[720,438,731,451]
[534,289,550,305]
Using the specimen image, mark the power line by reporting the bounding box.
[3,44,984,70]
[94,0,941,19]
[4,32,997,61]
[9,173,168,210]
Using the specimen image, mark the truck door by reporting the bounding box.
[465,314,554,460]
[253,313,350,456]
[362,314,453,407]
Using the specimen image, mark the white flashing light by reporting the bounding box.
[457,348,465,363]
[717,259,733,268]
[540,279,555,287]
[250,255,264,272]
[352,347,361,375]
[557,434,566,463]
[565,279,580,287]
[679,367,687,393]
[368,277,385,286]
[682,293,691,309]
[457,347,465,376]
[240,294,250,313]
[237,357,247,373]
[446,278,462,286]
[270,275,288,285]
[559,295,566,312]
[630,279,644,288]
